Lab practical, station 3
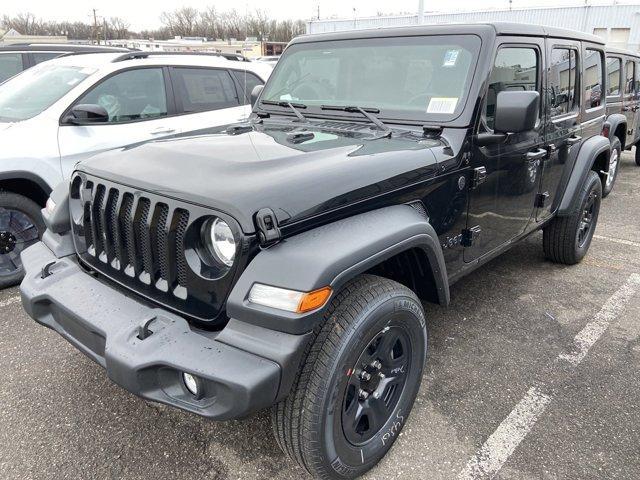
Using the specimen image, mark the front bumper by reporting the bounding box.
[20,242,306,420]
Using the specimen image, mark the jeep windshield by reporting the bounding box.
[260,35,481,123]
[0,64,94,122]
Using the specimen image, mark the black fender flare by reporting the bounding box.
[557,135,610,216]
[605,113,627,144]
[0,170,53,195]
[226,204,449,335]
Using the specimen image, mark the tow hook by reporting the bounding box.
[137,316,157,340]
[41,261,56,279]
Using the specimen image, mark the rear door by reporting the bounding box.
[465,38,545,262]
[58,66,180,178]
[621,57,639,146]
[537,40,582,221]
[605,55,623,123]
[168,67,250,135]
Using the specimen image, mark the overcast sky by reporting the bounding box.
[2,1,636,30]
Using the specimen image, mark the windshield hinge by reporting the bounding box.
[423,125,443,137]
[255,208,282,246]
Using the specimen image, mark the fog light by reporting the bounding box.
[182,372,201,397]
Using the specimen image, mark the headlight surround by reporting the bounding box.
[201,217,236,267]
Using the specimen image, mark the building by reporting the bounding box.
[0,28,67,45]
[105,36,287,59]
[307,3,640,51]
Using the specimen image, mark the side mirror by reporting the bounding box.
[494,91,540,134]
[250,85,264,108]
[64,104,109,125]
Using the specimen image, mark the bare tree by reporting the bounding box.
[109,17,130,39]
[1,12,45,35]
[160,6,199,37]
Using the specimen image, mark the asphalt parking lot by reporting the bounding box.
[1,153,639,480]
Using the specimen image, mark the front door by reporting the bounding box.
[58,67,182,178]
[465,39,546,262]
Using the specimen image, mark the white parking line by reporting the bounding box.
[0,296,20,308]
[459,273,640,480]
[593,235,640,248]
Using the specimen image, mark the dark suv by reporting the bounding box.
[20,23,611,479]
[603,47,640,195]
[0,43,128,82]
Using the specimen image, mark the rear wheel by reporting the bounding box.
[272,275,427,480]
[0,192,45,288]
[602,137,621,197]
[543,170,601,265]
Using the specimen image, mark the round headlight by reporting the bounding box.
[202,217,236,267]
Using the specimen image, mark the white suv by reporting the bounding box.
[0,51,272,287]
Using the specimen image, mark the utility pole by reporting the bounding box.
[317,5,320,20]
[418,0,424,25]
[92,8,99,45]
[103,18,107,43]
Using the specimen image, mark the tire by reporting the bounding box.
[602,137,621,198]
[0,192,45,289]
[543,170,602,265]
[272,275,427,480]
[636,143,640,167]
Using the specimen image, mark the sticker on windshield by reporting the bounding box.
[443,50,460,67]
[427,97,458,114]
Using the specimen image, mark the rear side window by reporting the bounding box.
[75,68,168,123]
[231,70,263,104]
[0,53,24,83]
[549,48,578,116]
[172,68,240,113]
[584,49,603,109]
[624,60,635,95]
[606,57,621,97]
[485,47,538,130]
[32,52,62,65]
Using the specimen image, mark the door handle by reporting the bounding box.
[566,135,582,146]
[526,148,547,161]
[151,127,176,135]
[622,106,631,112]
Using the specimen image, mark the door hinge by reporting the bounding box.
[535,191,550,208]
[255,207,281,246]
[472,167,487,189]
[461,225,482,247]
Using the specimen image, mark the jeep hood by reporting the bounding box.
[77,122,446,233]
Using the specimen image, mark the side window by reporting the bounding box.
[0,53,24,83]
[75,68,167,123]
[584,49,603,109]
[32,52,62,65]
[485,47,538,130]
[231,70,263,104]
[624,60,635,96]
[172,68,240,113]
[606,57,621,97]
[549,48,578,117]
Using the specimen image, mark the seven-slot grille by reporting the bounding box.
[70,173,229,322]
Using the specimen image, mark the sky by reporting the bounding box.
[1,1,638,31]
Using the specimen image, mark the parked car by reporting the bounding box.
[21,23,610,479]
[254,55,280,66]
[0,43,129,83]
[0,51,271,287]
[603,47,640,196]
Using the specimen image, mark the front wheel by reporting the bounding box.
[272,275,427,480]
[0,192,45,288]
[602,137,621,197]
[635,143,640,166]
[543,170,602,265]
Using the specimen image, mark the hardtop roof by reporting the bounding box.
[290,22,605,46]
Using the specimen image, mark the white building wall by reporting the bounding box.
[307,4,640,51]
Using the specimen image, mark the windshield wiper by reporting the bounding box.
[261,100,308,122]
[321,105,392,137]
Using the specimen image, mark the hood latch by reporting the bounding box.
[255,208,282,246]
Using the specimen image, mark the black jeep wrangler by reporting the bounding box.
[20,23,611,479]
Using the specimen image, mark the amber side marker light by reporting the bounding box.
[248,284,332,313]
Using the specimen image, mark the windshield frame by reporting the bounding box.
[258,33,483,126]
